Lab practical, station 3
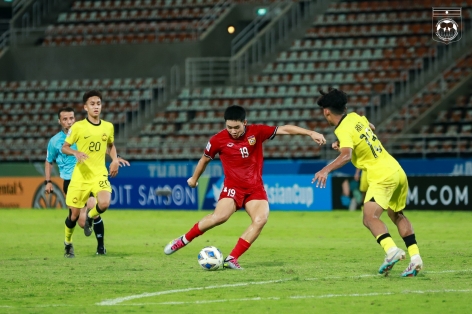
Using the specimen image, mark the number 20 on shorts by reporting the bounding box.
[99,180,110,188]
[223,187,236,197]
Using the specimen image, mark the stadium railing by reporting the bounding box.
[230,0,292,56]
[0,29,10,54]
[115,76,168,141]
[185,0,322,87]
[193,0,233,40]
[8,0,63,46]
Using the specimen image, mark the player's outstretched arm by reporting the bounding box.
[312,147,352,188]
[276,125,326,145]
[62,142,88,163]
[187,155,211,188]
[107,143,120,177]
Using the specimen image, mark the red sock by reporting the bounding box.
[184,222,204,242]
[229,238,251,259]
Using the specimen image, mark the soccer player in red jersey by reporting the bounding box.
[164,105,326,269]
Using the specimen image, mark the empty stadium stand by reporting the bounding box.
[122,0,472,160]
[2,0,472,162]
[42,0,232,45]
[0,77,163,161]
[378,50,472,158]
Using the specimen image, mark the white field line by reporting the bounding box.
[106,289,472,306]
[426,269,472,274]
[98,268,472,306]
[98,278,291,306]
[305,274,378,280]
[2,269,471,309]
[304,268,472,281]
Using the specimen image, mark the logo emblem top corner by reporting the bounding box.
[432,7,462,44]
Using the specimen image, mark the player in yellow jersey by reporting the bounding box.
[312,88,423,277]
[45,106,129,257]
[62,90,121,255]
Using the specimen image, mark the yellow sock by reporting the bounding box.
[88,206,100,218]
[65,225,75,243]
[376,234,397,253]
[407,244,420,257]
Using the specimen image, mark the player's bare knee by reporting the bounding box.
[253,215,268,228]
[69,208,80,221]
[362,213,376,228]
[97,200,110,212]
[78,214,85,228]
[86,197,96,209]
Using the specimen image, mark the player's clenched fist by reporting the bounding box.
[309,131,326,146]
[45,182,53,194]
[187,177,198,188]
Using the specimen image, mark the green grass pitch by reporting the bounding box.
[0,209,471,313]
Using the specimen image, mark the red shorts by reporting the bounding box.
[218,184,268,209]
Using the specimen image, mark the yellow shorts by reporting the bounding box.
[364,168,408,212]
[359,171,368,193]
[65,177,112,208]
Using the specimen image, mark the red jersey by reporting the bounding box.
[204,124,278,189]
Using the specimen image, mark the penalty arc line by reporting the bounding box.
[98,268,472,306]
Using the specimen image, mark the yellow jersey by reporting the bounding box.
[65,118,114,182]
[335,112,401,181]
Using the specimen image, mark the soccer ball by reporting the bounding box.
[197,246,224,271]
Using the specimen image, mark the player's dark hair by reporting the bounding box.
[82,90,102,104]
[58,107,75,119]
[317,87,347,115]
[224,105,246,122]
